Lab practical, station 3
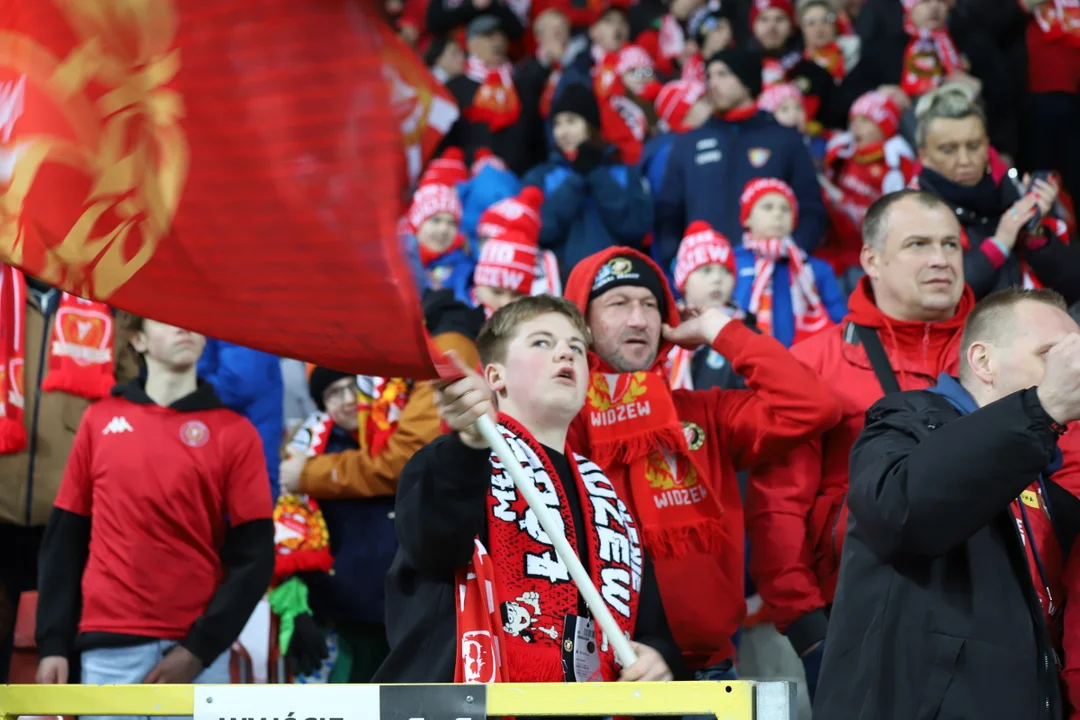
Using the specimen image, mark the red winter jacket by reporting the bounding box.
[745,277,974,655]
[564,247,842,669]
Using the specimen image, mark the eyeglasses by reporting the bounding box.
[802,12,837,25]
[323,383,359,407]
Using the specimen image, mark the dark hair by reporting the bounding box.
[862,189,952,249]
[958,287,1068,383]
[423,34,453,67]
[476,295,591,367]
[116,311,147,369]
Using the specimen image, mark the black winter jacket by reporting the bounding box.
[814,387,1080,720]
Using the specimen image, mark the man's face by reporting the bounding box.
[919,115,990,187]
[977,301,1080,399]
[487,313,589,422]
[468,30,509,66]
[323,376,360,431]
[132,320,205,371]
[861,198,965,322]
[909,0,948,31]
[800,5,837,49]
[753,8,793,51]
[590,11,629,53]
[707,61,750,112]
[587,285,663,372]
[534,11,570,55]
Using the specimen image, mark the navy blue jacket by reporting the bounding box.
[522,151,653,269]
[654,112,827,275]
[303,425,398,625]
[198,339,283,497]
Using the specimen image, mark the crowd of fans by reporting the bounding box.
[2,0,1080,717]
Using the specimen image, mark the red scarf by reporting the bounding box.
[591,45,621,102]
[540,60,562,118]
[1034,0,1080,47]
[716,103,759,123]
[761,51,803,88]
[742,234,834,344]
[582,363,723,558]
[900,20,962,97]
[0,266,116,454]
[454,415,641,683]
[464,56,521,133]
[356,376,412,456]
[418,231,465,266]
[1012,483,1064,645]
[681,53,706,85]
[806,41,846,80]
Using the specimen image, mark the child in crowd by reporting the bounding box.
[797,0,859,83]
[523,83,652,268]
[472,230,539,315]
[819,90,915,288]
[476,186,564,296]
[601,45,662,164]
[756,82,828,165]
[734,178,846,347]
[666,221,753,391]
[407,179,475,304]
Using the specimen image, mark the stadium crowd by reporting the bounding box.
[3,0,1080,717]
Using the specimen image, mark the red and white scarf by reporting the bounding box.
[806,41,846,81]
[454,415,641,683]
[1034,0,1080,46]
[664,305,746,391]
[900,18,963,97]
[742,235,833,344]
[0,266,116,454]
[591,45,621,101]
[464,56,521,133]
[582,364,723,558]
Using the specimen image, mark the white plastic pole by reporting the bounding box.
[475,414,639,669]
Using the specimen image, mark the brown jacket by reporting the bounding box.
[0,293,137,526]
[298,331,480,500]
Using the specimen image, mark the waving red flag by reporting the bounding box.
[0,0,458,379]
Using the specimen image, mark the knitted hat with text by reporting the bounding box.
[674,221,737,292]
[419,147,469,187]
[850,90,902,139]
[477,187,545,243]
[655,79,707,133]
[407,181,462,233]
[740,177,799,227]
[473,228,539,295]
[757,82,803,113]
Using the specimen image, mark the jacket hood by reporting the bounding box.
[422,288,485,341]
[564,246,681,364]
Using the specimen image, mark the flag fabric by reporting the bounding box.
[0,0,459,379]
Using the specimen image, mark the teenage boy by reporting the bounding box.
[35,316,274,701]
[375,295,682,683]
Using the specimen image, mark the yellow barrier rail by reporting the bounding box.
[0,681,796,720]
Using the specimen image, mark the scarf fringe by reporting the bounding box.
[0,420,26,454]
[589,425,687,469]
[642,517,728,560]
[40,371,115,400]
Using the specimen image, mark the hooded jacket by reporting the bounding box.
[745,277,974,655]
[563,246,841,668]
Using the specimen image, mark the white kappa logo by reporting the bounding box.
[102,416,134,435]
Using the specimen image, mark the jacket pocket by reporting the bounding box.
[915,633,964,720]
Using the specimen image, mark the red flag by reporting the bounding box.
[0,0,458,379]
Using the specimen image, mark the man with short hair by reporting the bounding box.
[652,47,827,276]
[815,287,1080,719]
[562,248,841,681]
[376,295,682,683]
[745,189,975,697]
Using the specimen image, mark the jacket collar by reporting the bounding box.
[111,378,224,411]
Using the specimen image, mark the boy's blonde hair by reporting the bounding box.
[476,295,591,366]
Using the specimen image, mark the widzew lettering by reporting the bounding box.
[590,401,651,427]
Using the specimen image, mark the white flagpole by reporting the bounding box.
[476,414,639,669]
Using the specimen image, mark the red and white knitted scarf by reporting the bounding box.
[454,415,641,683]
[742,235,833,344]
[900,19,962,97]
[465,56,521,132]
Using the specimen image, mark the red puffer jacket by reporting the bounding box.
[745,277,974,655]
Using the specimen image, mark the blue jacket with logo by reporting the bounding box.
[654,112,827,277]
[198,339,284,497]
[731,247,848,348]
[521,151,653,269]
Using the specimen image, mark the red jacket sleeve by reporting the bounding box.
[745,435,830,633]
[705,321,841,471]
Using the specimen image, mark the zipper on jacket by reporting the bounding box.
[24,292,58,526]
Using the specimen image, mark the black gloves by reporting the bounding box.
[287,612,329,678]
[572,143,606,176]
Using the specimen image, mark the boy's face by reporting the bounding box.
[417,213,458,253]
[590,11,629,53]
[132,320,205,371]
[553,112,590,155]
[486,313,589,423]
[323,376,360,431]
[851,115,884,146]
[683,264,735,309]
[774,98,807,133]
[746,191,795,238]
[475,285,525,314]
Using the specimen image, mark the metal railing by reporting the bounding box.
[0,681,797,720]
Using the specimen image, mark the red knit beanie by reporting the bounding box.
[477,187,544,243]
[740,177,799,227]
[473,229,539,295]
[674,221,737,293]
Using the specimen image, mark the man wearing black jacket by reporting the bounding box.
[35,316,274,697]
[374,295,683,683]
[815,287,1080,719]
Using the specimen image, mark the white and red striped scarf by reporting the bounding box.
[664,305,746,391]
[1034,0,1080,46]
[900,19,963,97]
[464,55,521,132]
[742,235,833,344]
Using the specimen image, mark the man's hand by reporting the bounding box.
[619,641,673,681]
[435,351,496,449]
[36,656,69,684]
[662,306,731,349]
[143,645,203,684]
[1037,333,1080,425]
[280,453,307,494]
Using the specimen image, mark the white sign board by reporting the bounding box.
[194,684,382,720]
